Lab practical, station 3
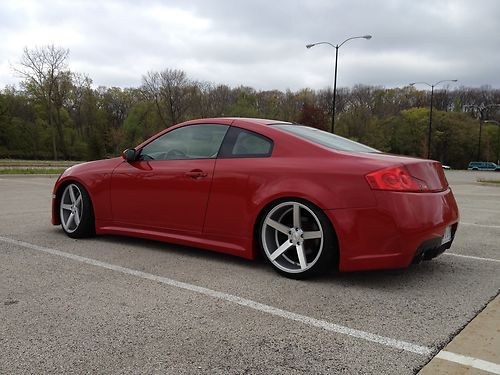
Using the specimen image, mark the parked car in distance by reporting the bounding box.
[468,161,500,171]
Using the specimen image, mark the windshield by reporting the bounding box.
[272,124,380,153]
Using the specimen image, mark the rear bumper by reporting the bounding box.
[326,187,459,272]
[411,225,458,263]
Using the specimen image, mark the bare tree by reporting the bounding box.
[191,81,218,118]
[142,71,167,127]
[14,45,70,159]
[67,73,94,138]
[142,68,191,127]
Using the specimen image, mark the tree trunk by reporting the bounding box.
[48,98,58,160]
[51,127,58,161]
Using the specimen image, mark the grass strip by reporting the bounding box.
[0,159,82,167]
[477,178,500,184]
[0,168,67,175]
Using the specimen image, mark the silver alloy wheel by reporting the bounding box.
[60,184,83,234]
[261,201,324,274]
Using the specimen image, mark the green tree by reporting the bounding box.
[14,45,70,159]
[298,104,327,130]
[225,89,259,117]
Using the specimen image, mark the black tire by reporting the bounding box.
[258,198,337,279]
[58,182,95,238]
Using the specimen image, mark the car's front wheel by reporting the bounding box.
[259,199,337,279]
[59,182,95,238]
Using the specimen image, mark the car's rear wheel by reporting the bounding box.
[259,199,336,279]
[59,182,94,238]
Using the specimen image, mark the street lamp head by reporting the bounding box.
[409,83,416,86]
[305,35,372,133]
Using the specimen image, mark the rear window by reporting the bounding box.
[273,124,380,153]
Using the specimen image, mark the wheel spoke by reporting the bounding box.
[265,218,290,235]
[270,240,293,261]
[69,186,76,203]
[75,195,82,206]
[66,212,75,227]
[61,203,72,211]
[296,244,307,270]
[74,209,81,226]
[302,231,322,240]
[293,204,301,229]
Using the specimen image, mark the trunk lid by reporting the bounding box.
[404,159,448,191]
[345,152,449,192]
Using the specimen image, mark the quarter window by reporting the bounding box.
[219,127,273,158]
[140,124,229,160]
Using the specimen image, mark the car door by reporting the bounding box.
[203,126,274,239]
[110,124,229,234]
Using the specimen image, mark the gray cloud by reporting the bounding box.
[1,0,499,90]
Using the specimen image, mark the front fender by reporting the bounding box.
[51,158,123,225]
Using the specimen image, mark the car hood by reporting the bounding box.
[59,157,123,179]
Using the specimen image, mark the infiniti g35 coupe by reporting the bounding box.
[52,117,459,278]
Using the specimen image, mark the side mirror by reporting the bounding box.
[122,148,137,162]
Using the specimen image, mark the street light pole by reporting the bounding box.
[307,35,372,134]
[332,46,339,134]
[409,80,458,159]
[484,120,500,165]
[464,104,500,161]
[429,86,434,160]
[478,119,483,161]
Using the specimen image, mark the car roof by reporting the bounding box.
[184,117,293,126]
[230,117,292,125]
[135,117,294,150]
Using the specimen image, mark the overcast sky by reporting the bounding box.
[1,0,499,91]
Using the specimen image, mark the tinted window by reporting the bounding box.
[273,124,379,153]
[233,130,272,156]
[140,124,229,160]
[219,127,273,158]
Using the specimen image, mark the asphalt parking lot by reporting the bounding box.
[0,171,499,374]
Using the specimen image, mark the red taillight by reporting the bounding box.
[365,165,429,192]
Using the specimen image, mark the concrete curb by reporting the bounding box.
[418,294,500,374]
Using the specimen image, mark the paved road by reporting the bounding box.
[0,171,498,374]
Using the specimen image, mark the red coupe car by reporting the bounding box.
[52,117,459,278]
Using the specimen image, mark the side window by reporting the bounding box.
[140,124,229,160]
[219,127,273,158]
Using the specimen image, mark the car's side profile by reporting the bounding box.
[52,117,459,278]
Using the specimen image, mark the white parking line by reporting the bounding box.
[459,207,500,214]
[436,351,500,374]
[454,193,500,197]
[460,222,500,229]
[446,253,500,263]
[0,235,433,356]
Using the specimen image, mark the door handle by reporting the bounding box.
[185,169,208,179]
